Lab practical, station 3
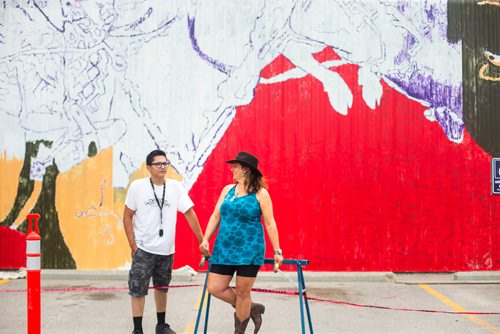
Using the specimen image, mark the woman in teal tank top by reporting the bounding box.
[200,152,283,334]
[210,185,265,265]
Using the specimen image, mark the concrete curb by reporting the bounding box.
[394,271,500,284]
[454,271,500,281]
[35,270,396,283]
[2,270,500,284]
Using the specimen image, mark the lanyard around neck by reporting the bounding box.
[150,178,166,226]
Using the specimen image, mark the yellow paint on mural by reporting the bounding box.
[56,147,182,269]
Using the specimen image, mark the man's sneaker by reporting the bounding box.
[132,330,143,334]
[156,323,176,334]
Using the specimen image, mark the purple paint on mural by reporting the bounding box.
[395,33,418,66]
[188,16,233,75]
[388,73,463,141]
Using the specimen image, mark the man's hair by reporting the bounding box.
[146,149,167,165]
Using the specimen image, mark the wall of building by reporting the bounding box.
[1,0,499,271]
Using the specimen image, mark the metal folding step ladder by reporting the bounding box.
[194,258,313,333]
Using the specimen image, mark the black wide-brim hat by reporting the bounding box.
[226,151,262,176]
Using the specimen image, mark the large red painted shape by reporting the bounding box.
[181,51,500,272]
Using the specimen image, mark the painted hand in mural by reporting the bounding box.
[285,0,463,142]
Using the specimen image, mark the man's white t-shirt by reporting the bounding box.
[125,177,194,255]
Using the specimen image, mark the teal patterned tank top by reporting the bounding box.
[211,185,265,265]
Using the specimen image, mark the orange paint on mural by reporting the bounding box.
[15,182,41,228]
[0,154,22,220]
[56,147,182,269]
[56,147,126,269]
[0,153,41,226]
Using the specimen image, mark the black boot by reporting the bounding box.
[250,303,265,333]
[234,313,250,334]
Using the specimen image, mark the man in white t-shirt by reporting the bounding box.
[123,149,207,334]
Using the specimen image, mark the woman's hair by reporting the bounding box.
[243,163,267,193]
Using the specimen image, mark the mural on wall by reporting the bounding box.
[0,0,498,270]
[447,0,500,156]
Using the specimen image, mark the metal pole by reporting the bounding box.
[297,264,306,334]
[299,265,314,333]
[194,257,211,333]
[203,293,212,334]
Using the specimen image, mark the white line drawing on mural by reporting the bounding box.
[74,179,121,220]
[1,0,463,189]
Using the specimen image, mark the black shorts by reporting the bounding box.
[128,248,174,297]
[209,264,261,277]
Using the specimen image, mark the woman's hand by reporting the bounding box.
[273,253,283,272]
[199,239,211,257]
[274,254,283,266]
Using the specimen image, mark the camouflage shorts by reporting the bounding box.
[128,248,174,297]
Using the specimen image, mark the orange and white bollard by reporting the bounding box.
[26,213,41,334]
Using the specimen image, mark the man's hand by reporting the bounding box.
[130,245,139,258]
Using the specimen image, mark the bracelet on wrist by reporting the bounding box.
[274,249,282,255]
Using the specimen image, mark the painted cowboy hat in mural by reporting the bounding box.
[226,151,262,176]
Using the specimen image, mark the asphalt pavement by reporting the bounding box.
[1,269,500,333]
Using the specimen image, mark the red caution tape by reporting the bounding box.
[2,284,499,316]
[250,288,500,315]
[305,295,500,315]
